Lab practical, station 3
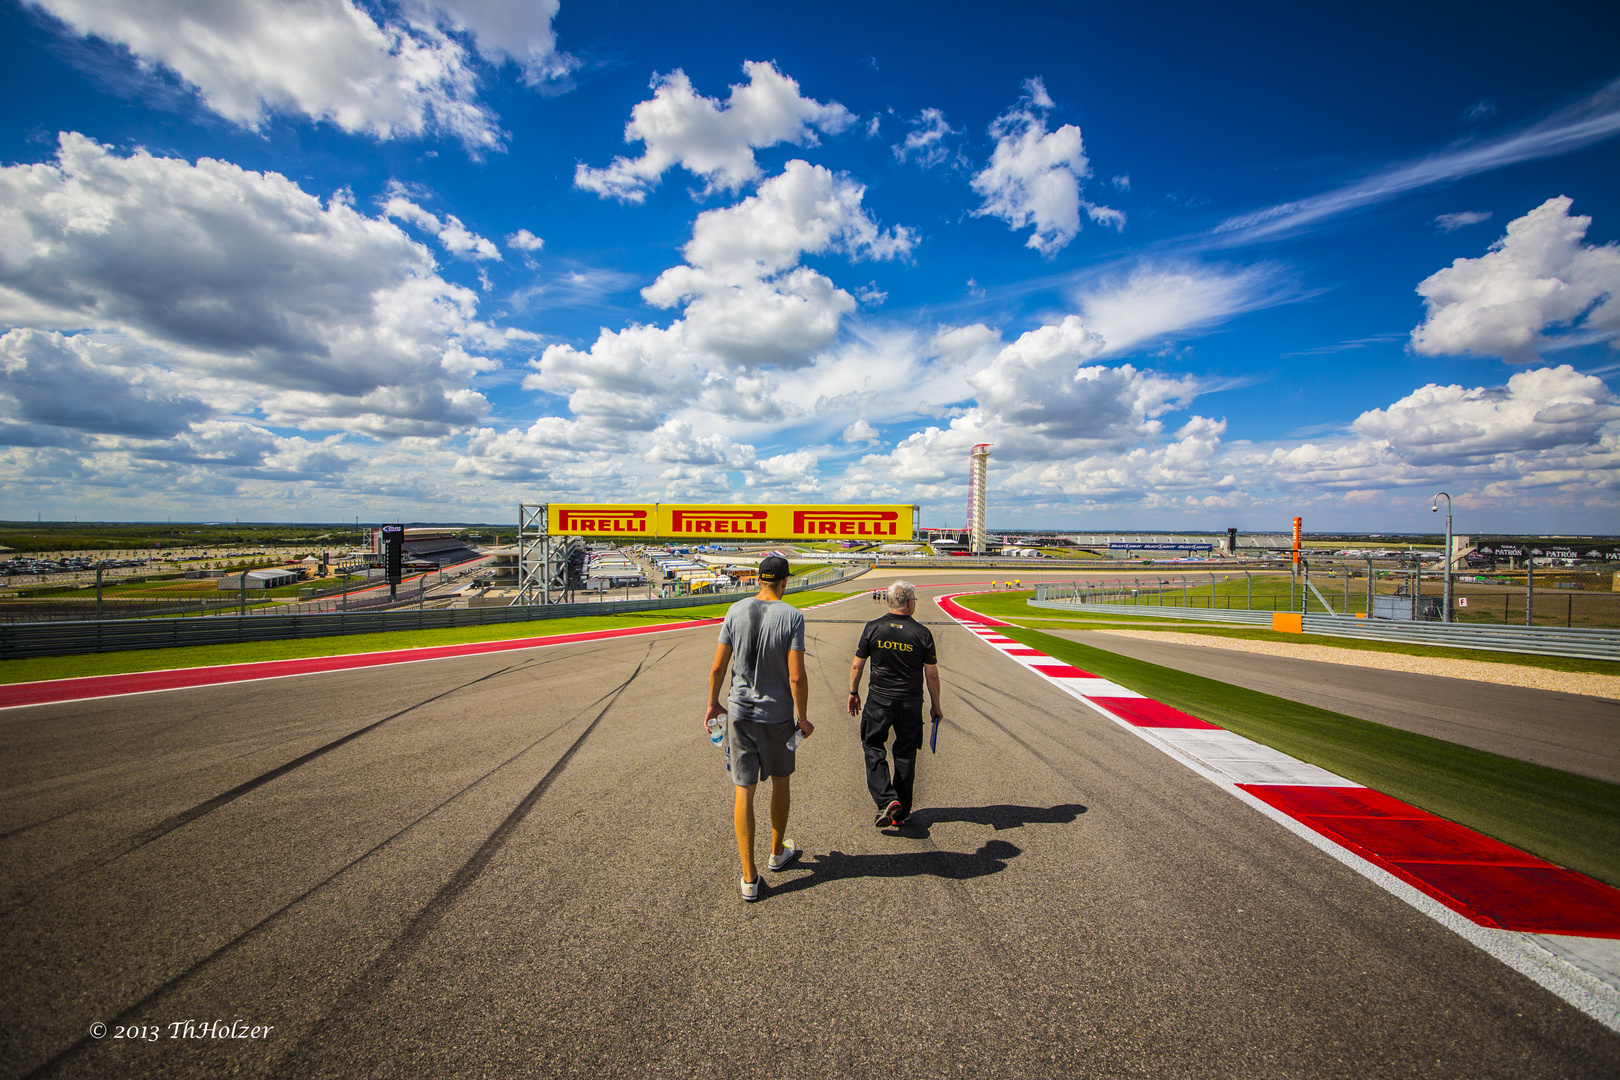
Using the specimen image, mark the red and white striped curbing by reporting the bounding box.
[935,592,1620,1033]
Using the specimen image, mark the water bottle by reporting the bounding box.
[706,714,725,747]
[786,725,804,752]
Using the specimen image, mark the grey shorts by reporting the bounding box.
[724,717,796,787]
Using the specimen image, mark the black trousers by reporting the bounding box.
[861,698,924,813]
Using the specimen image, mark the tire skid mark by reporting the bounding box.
[948,687,1073,778]
[273,638,677,1073]
[15,666,635,1080]
[1,658,536,917]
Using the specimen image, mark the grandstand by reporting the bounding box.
[400,534,482,568]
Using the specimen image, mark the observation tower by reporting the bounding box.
[968,443,991,553]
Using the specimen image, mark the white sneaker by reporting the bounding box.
[740,875,762,902]
[768,840,801,871]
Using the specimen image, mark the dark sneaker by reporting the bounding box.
[892,809,910,827]
[875,799,902,827]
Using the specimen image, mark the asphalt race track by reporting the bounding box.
[1046,629,1620,784]
[2,577,1617,1078]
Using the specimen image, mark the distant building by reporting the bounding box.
[216,568,299,590]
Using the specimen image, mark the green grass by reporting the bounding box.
[977,624,1620,888]
[954,591,1620,677]
[0,589,850,685]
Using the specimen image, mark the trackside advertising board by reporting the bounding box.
[549,504,915,541]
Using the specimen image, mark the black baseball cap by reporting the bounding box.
[759,555,790,582]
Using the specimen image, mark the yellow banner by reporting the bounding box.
[548,503,914,541]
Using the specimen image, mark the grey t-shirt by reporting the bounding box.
[718,597,805,724]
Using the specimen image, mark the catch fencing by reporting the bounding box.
[0,565,859,660]
[1033,569,1620,630]
[1,563,490,624]
[1029,585,1620,662]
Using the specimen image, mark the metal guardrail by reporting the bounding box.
[0,566,863,660]
[1024,598,1620,661]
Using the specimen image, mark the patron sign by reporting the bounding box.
[1473,541,1620,562]
[548,504,915,541]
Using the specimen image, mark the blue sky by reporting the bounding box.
[2,0,1618,533]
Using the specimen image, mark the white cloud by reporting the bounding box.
[1352,365,1618,459]
[574,61,854,202]
[842,418,879,444]
[24,0,571,151]
[1214,78,1620,246]
[0,133,507,438]
[662,159,914,279]
[1411,196,1620,362]
[1250,366,1620,492]
[968,317,1202,447]
[481,160,920,491]
[636,160,913,368]
[384,192,501,259]
[412,0,575,86]
[506,228,544,251]
[892,108,956,167]
[1078,262,1295,356]
[842,357,1618,523]
[436,215,501,260]
[0,328,210,442]
[970,78,1122,257]
[1434,210,1492,232]
[644,420,757,468]
[746,449,820,492]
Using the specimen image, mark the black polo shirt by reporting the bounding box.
[855,612,937,705]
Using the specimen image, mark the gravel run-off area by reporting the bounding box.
[1079,628,1620,701]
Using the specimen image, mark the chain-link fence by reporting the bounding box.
[1035,564,1620,629]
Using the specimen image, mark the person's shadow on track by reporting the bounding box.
[887,803,1087,839]
[766,839,1023,897]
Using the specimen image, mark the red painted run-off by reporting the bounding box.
[934,595,1010,626]
[0,618,723,710]
[1242,785,1620,938]
[938,589,1620,938]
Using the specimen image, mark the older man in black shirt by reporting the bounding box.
[847,580,942,827]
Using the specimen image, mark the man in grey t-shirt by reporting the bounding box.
[704,555,813,902]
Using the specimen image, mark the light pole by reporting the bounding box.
[1431,492,1453,623]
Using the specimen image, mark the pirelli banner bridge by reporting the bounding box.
[513,502,917,604]
[552,503,915,541]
